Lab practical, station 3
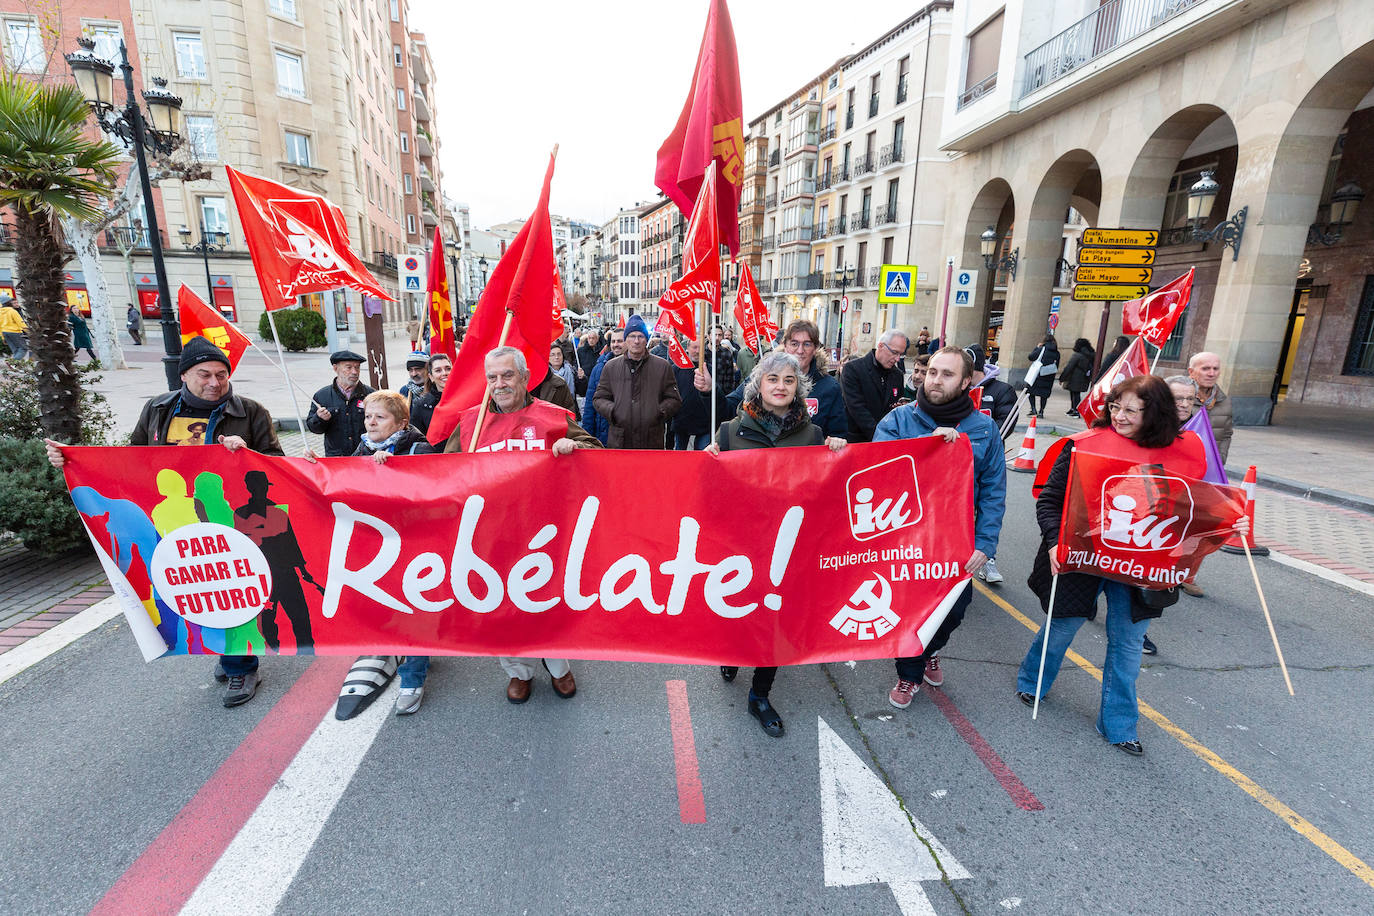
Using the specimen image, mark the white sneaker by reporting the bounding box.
[978,557,1004,585]
[395,685,424,716]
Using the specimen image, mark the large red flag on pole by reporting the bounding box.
[225,166,390,310]
[177,285,249,373]
[1076,336,1150,426]
[658,159,721,325]
[1122,267,1195,348]
[655,0,744,256]
[426,224,456,360]
[427,152,559,445]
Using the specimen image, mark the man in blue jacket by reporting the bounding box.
[725,319,847,439]
[874,346,1006,709]
[581,327,623,445]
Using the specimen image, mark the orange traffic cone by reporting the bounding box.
[1220,465,1269,556]
[1012,415,1038,473]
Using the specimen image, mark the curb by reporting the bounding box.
[1229,467,1374,516]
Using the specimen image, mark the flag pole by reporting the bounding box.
[264,308,311,455]
[1242,537,1295,696]
[1147,337,1163,375]
[1031,572,1059,721]
[466,310,514,452]
[244,338,322,409]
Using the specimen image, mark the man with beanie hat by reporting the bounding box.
[46,333,283,709]
[307,349,375,456]
[592,313,681,449]
[400,351,429,406]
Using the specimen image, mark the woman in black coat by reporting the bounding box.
[706,351,847,737]
[1025,334,1060,417]
[1057,338,1095,417]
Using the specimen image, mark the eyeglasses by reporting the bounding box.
[786,340,817,350]
[1107,403,1143,418]
[880,342,908,356]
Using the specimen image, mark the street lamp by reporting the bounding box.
[67,37,184,389]
[980,226,1018,280]
[1308,179,1364,247]
[179,223,227,305]
[1186,170,1247,261]
[444,238,465,324]
[478,256,489,298]
[835,264,855,354]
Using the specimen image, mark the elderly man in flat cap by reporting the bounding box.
[307,349,375,456]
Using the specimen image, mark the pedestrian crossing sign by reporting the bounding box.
[878,264,917,304]
[955,290,970,305]
[404,276,422,290]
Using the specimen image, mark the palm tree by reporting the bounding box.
[0,77,121,442]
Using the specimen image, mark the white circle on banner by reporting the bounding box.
[150,523,273,629]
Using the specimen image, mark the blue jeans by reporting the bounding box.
[398,655,429,688]
[220,654,258,676]
[673,431,710,450]
[1016,581,1150,743]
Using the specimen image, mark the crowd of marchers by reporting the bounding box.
[40,314,1242,758]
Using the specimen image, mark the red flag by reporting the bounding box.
[225,166,390,310]
[426,153,559,445]
[1056,448,1245,590]
[1076,337,1150,426]
[1122,267,1194,348]
[653,312,694,368]
[617,314,626,329]
[733,262,770,354]
[551,256,569,340]
[177,285,249,373]
[658,160,722,322]
[655,0,743,256]
[426,224,456,360]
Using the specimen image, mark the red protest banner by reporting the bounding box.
[1057,448,1245,589]
[63,440,974,666]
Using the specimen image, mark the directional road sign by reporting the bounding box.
[1077,246,1155,265]
[1073,265,1153,284]
[1071,284,1150,301]
[1081,228,1159,247]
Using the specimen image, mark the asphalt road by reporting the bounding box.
[1,477,1371,915]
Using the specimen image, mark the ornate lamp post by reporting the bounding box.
[980,225,1019,280]
[1308,179,1364,246]
[1186,170,1247,261]
[835,263,855,354]
[67,37,185,389]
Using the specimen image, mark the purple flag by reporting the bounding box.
[1184,405,1229,484]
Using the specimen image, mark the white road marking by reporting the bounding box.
[0,596,122,687]
[1266,549,1374,598]
[999,897,1024,909]
[179,681,395,916]
[818,716,970,916]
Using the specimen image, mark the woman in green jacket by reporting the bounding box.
[707,351,847,737]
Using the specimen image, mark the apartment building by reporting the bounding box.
[639,196,677,307]
[937,0,1374,419]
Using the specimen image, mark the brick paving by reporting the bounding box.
[1257,489,1374,584]
[0,537,111,655]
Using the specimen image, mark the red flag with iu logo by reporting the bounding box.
[1121,267,1194,348]
[655,0,744,256]
[1057,449,1246,590]
[225,166,391,310]
[1076,336,1150,426]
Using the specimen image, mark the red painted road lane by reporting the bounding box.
[665,679,707,823]
[925,685,1045,812]
[90,657,351,916]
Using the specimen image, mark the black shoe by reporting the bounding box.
[720,666,738,682]
[748,693,784,737]
[1015,691,1036,708]
[1142,635,1158,656]
[1113,740,1144,756]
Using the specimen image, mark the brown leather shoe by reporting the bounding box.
[1181,582,1205,597]
[550,669,577,699]
[506,677,532,704]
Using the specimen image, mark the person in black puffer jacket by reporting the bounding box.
[408,352,451,436]
[1058,338,1095,417]
[708,351,848,738]
[1025,334,1060,418]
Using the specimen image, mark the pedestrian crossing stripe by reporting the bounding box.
[878,264,918,304]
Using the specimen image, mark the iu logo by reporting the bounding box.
[805,397,818,417]
[846,456,922,541]
[1100,472,1193,551]
[828,574,901,640]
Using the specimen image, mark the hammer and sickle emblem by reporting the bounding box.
[711,119,745,185]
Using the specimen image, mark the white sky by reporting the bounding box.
[410,0,913,230]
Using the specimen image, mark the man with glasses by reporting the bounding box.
[723,319,847,438]
[842,328,908,442]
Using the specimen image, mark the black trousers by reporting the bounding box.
[750,666,778,697]
[1069,389,1083,411]
[895,584,973,681]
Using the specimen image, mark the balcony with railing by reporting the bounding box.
[815,170,834,193]
[779,226,813,245]
[896,74,909,105]
[867,266,881,286]
[849,212,871,232]
[768,148,781,168]
[782,177,816,201]
[762,234,776,252]
[878,204,900,226]
[764,192,778,210]
[957,73,996,110]
[845,107,854,130]
[822,124,837,142]
[1021,0,1205,98]
[831,163,852,187]
[879,142,904,168]
[853,153,875,177]
[812,221,829,241]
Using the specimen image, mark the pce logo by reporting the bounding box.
[1100,472,1193,551]
[828,574,901,640]
[846,455,922,541]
